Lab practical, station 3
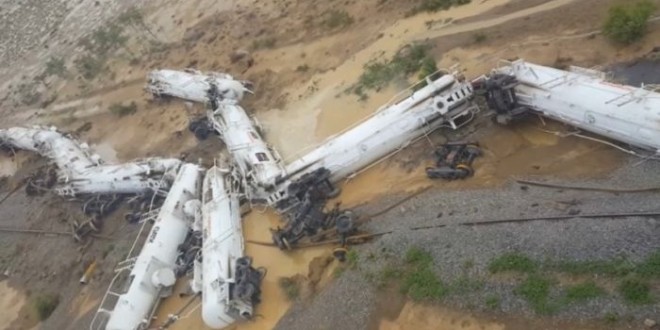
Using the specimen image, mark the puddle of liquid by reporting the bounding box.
[0,281,28,330]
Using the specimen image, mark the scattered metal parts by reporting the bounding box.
[25,166,57,196]
[234,257,265,307]
[270,168,354,249]
[187,116,213,141]
[473,73,528,124]
[426,142,482,180]
[80,260,98,284]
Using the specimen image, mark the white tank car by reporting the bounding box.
[208,103,285,200]
[491,60,660,152]
[267,73,476,207]
[0,126,98,174]
[0,126,182,196]
[94,163,203,330]
[145,69,285,199]
[189,165,262,329]
[146,69,249,103]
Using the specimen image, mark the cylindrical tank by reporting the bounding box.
[104,164,202,330]
[282,74,474,185]
[200,166,245,329]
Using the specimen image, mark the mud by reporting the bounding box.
[257,0,517,158]
[379,301,616,330]
[0,281,28,330]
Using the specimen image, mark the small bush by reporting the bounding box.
[76,55,106,80]
[565,281,605,302]
[617,278,653,304]
[473,32,487,43]
[16,83,41,106]
[489,253,538,274]
[515,275,557,314]
[603,1,656,44]
[323,10,354,29]
[637,252,660,278]
[401,247,445,300]
[296,64,310,72]
[278,277,300,300]
[34,294,60,321]
[80,23,127,54]
[410,0,471,15]
[354,43,431,96]
[45,57,67,77]
[604,312,619,324]
[109,102,138,117]
[413,56,440,91]
[346,249,359,269]
[402,266,446,300]
[250,37,276,50]
[485,295,500,309]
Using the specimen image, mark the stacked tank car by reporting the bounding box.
[90,163,204,330]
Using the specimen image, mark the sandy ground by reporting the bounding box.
[0,0,659,329]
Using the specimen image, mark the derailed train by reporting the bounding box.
[3,58,659,330]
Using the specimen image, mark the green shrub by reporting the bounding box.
[34,294,59,321]
[76,55,106,80]
[485,295,500,309]
[401,247,445,300]
[251,37,277,50]
[45,57,67,77]
[346,249,359,269]
[410,0,471,15]
[402,266,446,300]
[473,32,487,43]
[323,10,354,29]
[617,278,653,304]
[515,275,557,314]
[637,252,660,278]
[603,1,655,44]
[354,44,431,96]
[109,102,138,117]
